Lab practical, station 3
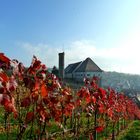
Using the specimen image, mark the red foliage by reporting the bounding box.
[75,99,81,107]
[91,96,96,104]
[0,53,10,68]
[98,88,106,99]
[89,133,93,140]
[25,112,34,124]
[95,126,104,133]
[31,92,39,102]
[0,95,17,118]
[64,103,74,116]
[0,53,10,63]
[41,83,48,97]
[0,52,140,139]
[0,71,9,82]
[21,97,31,107]
[27,56,41,75]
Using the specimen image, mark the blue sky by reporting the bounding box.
[0,0,140,74]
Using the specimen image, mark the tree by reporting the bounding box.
[52,66,59,77]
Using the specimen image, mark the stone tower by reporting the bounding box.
[58,52,64,80]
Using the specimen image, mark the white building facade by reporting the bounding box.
[65,58,103,83]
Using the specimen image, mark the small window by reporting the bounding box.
[81,74,83,76]
[87,74,90,76]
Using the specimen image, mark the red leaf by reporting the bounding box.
[25,112,34,124]
[21,97,31,107]
[89,133,93,140]
[0,95,17,117]
[98,101,105,113]
[86,97,91,104]
[93,76,99,81]
[91,96,96,104]
[4,101,14,112]
[0,53,10,63]
[75,99,81,106]
[27,55,41,74]
[107,108,113,118]
[39,110,48,122]
[64,103,74,116]
[13,111,18,119]
[0,94,4,103]
[31,92,39,102]
[95,126,104,133]
[98,88,106,98]
[99,107,104,114]
[34,82,40,91]
[0,72,9,82]
[41,83,48,97]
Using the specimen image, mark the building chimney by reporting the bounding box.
[58,52,64,80]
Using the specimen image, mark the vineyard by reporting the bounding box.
[0,53,140,140]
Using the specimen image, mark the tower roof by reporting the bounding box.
[75,57,103,72]
[65,61,82,73]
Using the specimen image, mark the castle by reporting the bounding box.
[58,52,103,83]
[65,57,103,82]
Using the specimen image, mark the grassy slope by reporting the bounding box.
[117,120,140,140]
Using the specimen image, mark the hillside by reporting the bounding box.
[102,71,140,106]
[102,71,140,91]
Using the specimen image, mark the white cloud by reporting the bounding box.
[19,42,61,67]
[19,35,140,74]
[65,40,97,63]
[66,39,140,74]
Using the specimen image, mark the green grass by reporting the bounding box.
[0,109,139,140]
[117,120,140,140]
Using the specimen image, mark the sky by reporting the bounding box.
[0,0,140,74]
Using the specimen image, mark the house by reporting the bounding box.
[65,57,103,82]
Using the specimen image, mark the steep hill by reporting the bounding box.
[102,71,140,91]
[102,71,140,105]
